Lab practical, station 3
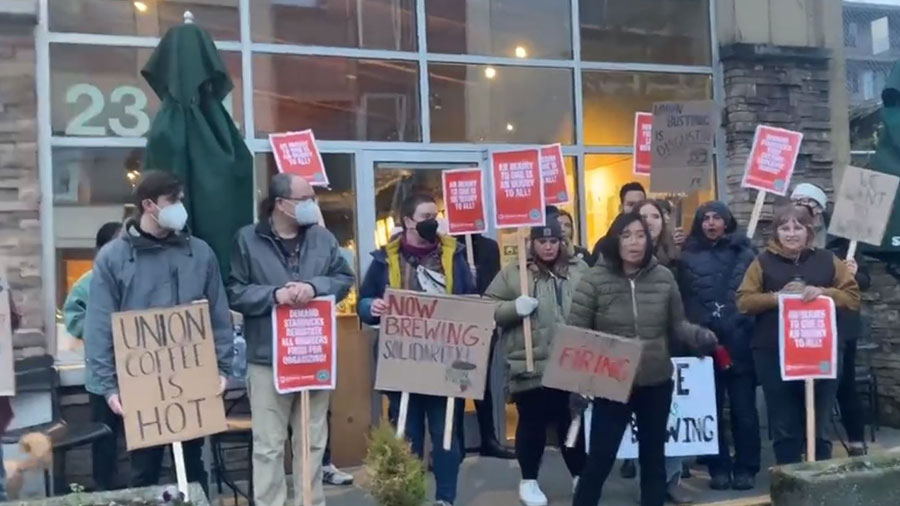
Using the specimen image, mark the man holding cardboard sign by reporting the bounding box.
[228,173,353,506]
[84,171,235,497]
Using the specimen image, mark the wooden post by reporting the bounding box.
[846,240,858,260]
[518,228,535,372]
[746,190,767,239]
[172,442,190,502]
[805,379,816,463]
[442,397,455,450]
[565,416,581,448]
[300,391,313,506]
[396,391,410,438]
[465,234,475,269]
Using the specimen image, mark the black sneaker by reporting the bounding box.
[709,473,731,490]
[731,472,755,491]
[620,459,637,479]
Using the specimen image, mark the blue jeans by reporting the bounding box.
[387,392,462,504]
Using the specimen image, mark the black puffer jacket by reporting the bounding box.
[678,201,756,372]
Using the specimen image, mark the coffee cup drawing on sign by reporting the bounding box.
[445,360,476,393]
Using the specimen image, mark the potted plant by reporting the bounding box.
[363,423,427,506]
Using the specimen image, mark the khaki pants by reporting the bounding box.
[247,364,329,506]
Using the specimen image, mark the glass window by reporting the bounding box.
[426,0,572,59]
[429,64,574,144]
[251,0,416,51]
[48,0,240,40]
[50,44,243,137]
[580,0,711,65]
[253,55,420,141]
[583,71,711,146]
[584,154,715,247]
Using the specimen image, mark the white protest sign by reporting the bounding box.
[829,165,900,247]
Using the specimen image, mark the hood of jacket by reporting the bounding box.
[686,201,737,240]
[122,218,192,254]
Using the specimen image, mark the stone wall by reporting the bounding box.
[0,12,43,354]
[861,262,900,426]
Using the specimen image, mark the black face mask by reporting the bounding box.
[415,218,440,243]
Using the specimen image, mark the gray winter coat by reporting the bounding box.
[83,220,234,398]
[227,219,354,366]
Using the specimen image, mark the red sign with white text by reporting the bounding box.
[742,125,803,196]
[633,113,653,176]
[491,149,545,229]
[269,130,329,186]
[778,295,837,381]
[272,296,337,393]
[540,144,569,204]
[443,168,487,235]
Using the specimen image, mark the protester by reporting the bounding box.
[83,171,233,497]
[228,173,353,506]
[589,182,647,265]
[679,201,760,491]
[556,209,591,261]
[484,218,589,506]
[789,184,872,455]
[61,221,123,491]
[569,212,717,506]
[463,233,515,459]
[737,204,860,464]
[358,193,476,506]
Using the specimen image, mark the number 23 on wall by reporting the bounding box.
[64,83,236,137]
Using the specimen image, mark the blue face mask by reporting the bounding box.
[293,199,320,226]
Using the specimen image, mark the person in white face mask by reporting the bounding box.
[83,171,235,497]
[227,173,354,506]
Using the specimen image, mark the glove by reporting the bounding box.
[569,393,590,416]
[514,295,539,317]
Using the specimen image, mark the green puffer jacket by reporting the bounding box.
[568,257,709,387]
[485,256,589,394]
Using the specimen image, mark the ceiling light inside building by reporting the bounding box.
[484,66,497,79]
[506,123,515,132]
[514,46,528,58]
[134,1,148,13]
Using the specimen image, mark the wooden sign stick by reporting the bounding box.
[565,416,581,448]
[846,240,858,260]
[805,379,816,462]
[396,391,410,438]
[301,391,313,505]
[518,228,535,372]
[746,190,766,239]
[465,234,476,270]
[172,441,190,502]
[442,397,455,450]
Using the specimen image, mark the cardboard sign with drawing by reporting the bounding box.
[649,100,716,193]
[828,165,900,256]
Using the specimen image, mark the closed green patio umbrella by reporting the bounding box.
[141,12,252,277]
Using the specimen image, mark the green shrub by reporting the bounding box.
[363,423,427,506]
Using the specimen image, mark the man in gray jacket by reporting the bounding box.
[228,173,353,506]
[83,171,233,496]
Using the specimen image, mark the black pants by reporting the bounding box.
[130,437,208,498]
[837,339,866,443]
[513,388,584,480]
[89,393,124,491]
[473,331,501,448]
[573,381,673,506]
[708,370,761,477]
[754,349,839,465]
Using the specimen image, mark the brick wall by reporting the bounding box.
[0,14,44,354]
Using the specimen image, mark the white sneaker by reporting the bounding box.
[322,463,354,485]
[572,476,580,493]
[518,479,548,506]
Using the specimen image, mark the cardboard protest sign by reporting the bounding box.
[269,130,329,186]
[491,149,545,229]
[113,302,227,450]
[443,168,487,235]
[829,165,900,247]
[741,125,803,196]
[540,144,569,205]
[541,325,643,403]
[0,268,14,397]
[633,112,653,176]
[616,358,718,458]
[649,100,715,193]
[375,289,496,399]
[272,297,337,394]
[779,295,838,381]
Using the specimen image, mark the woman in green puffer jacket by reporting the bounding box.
[569,212,717,506]
[484,219,589,506]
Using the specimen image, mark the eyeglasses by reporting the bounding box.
[280,195,316,203]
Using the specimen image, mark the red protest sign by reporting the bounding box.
[778,295,838,381]
[540,144,569,204]
[491,148,545,229]
[632,112,653,176]
[443,168,487,235]
[269,130,329,187]
[272,297,337,393]
[741,125,803,196]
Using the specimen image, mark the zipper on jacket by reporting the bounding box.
[629,278,640,337]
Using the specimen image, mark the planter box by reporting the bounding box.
[0,483,208,506]
[770,453,900,506]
